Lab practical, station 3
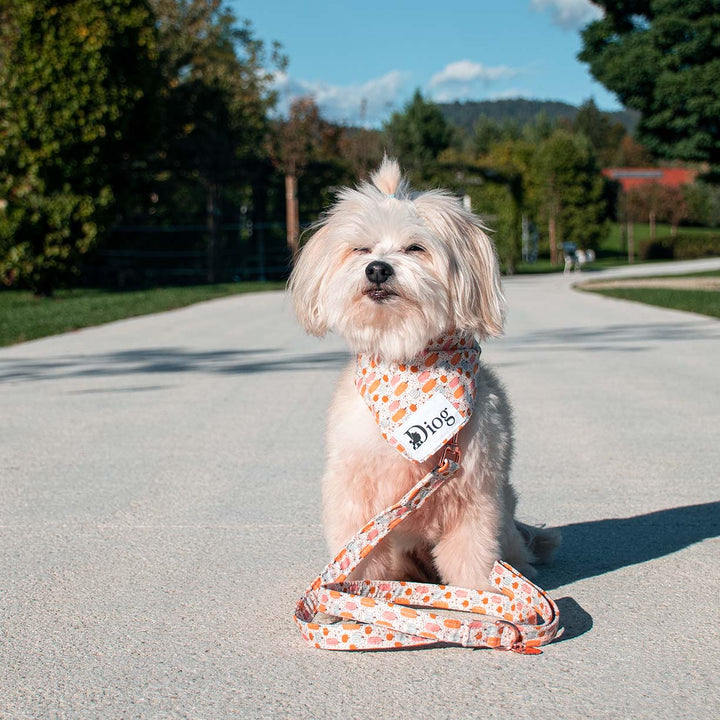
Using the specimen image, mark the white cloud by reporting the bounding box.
[271,70,411,126]
[429,61,519,87]
[271,60,529,125]
[427,60,521,102]
[529,0,602,30]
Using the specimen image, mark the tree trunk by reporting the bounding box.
[549,214,558,265]
[627,221,634,264]
[285,173,299,256]
[649,210,656,241]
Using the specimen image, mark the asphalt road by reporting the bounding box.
[1,260,719,719]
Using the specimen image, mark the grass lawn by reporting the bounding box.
[0,282,286,347]
[582,287,720,319]
[578,270,720,319]
[603,222,718,254]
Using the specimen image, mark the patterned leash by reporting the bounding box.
[294,444,560,654]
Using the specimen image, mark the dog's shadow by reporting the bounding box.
[539,500,719,642]
[542,500,719,590]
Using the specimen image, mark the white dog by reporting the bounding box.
[290,158,559,590]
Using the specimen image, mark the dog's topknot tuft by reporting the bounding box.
[370,156,406,197]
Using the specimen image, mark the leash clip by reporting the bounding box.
[439,433,461,467]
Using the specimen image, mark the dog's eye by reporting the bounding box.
[352,247,371,254]
[405,244,425,253]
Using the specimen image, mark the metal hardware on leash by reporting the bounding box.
[438,433,461,468]
[493,620,531,653]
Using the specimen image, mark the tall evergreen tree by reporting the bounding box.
[573,99,626,166]
[579,1,720,166]
[384,91,452,181]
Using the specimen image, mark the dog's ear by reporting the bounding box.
[450,218,506,338]
[414,193,505,338]
[288,225,331,337]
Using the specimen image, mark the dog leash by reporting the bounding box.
[294,440,560,654]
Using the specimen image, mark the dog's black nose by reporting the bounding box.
[365,260,394,285]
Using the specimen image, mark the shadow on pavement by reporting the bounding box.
[0,347,350,382]
[554,597,593,643]
[541,500,720,590]
[502,321,720,353]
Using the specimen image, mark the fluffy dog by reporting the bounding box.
[289,157,559,590]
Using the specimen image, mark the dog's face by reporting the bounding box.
[289,158,505,360]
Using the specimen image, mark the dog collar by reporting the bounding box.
[355,332,480,463]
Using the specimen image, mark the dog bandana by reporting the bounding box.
[355,332,481,463]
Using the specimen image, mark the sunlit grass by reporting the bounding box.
[578,270,720,319]
[0,283,286,347]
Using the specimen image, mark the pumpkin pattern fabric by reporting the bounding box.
[294,458,560,653]
[355,332,481,463]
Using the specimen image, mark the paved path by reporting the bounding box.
[1,261,719,719]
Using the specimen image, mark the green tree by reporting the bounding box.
[579,1,720,166]
[472,116,522,156]
[480,140,535,273]
[0,0,160,295]
[531,130,609,263]
[384,91,452,181]
[573,98,626,166]
[522,112,556,146]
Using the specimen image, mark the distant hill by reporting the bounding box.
[437,98,639,134]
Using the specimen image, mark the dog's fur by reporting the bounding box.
[289,157,559,590]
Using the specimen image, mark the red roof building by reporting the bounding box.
[602,167,698,192]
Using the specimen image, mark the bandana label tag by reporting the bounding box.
[395,393,465,463]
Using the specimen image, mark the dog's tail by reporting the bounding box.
[516,521,561,565]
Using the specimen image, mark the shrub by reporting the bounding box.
[639,238,674,261]
[673,234,720,260]
[640,233,720,261]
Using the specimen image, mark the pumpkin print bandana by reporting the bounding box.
[355,332,481,463]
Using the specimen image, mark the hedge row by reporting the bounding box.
[640,233,720,261]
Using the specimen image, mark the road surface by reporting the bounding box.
[1,261,719,719]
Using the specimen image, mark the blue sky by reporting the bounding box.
[229,0,620,126]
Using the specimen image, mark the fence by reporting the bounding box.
[82,221,291,288]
